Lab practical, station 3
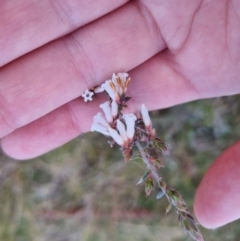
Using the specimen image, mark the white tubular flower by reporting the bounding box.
[101,80,119,101]
[91,123,110,136]
[116,120,128,142]
[101,73,130,102]
[112,73,120,93]
[109,73,130,96]
[108,127,124,146]
[100,102,113,123]
[81,89,94,102]
[91,113,110,136]
[141,104,151,127]
[123,113,137,139]
[117,73,130,95]
[93,113,110,128]
[118,73,129,84]
[94,85,104,93]
[111,100,118,118]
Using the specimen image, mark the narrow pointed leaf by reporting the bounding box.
[136,171,151,185]
[165,202,172,214]
[145,178,154,196]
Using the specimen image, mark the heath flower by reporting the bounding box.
[112,73,130,96]
[81,89,94,102]
[87,73,203,241]
[100,102,113,123]
[108,127,124,146]
[101,80,119,102]
[116,120,128,143]
[94,85,104,93]
[101,73,130,102]
[141,104,151,128]
[111,100,118,118]
[122,113,137,139]
[91,113,110,136]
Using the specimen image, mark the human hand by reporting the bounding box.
[0,0,240,229]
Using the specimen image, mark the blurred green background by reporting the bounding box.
[0,95,240,241]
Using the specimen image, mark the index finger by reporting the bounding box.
[0,2,165,138]
[0,0,128,66]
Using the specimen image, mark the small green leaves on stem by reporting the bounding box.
[152,137,168,154]
[179,212,204,241]
[145,176,154,196]
[165,202,172,214]
[159,180,204,241]
[136,170,151,185]
[166,188,183,203]
[152,158,164,169]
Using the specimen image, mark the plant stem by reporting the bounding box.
[135,141,160,183]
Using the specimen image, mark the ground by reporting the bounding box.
[0,94,240,241]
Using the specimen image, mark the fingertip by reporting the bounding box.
[1,135,37,160]
[194,141,240,228]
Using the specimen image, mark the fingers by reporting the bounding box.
[1,98,96,160]
[0,2,165,138]
[194,141,240,228]
[1,52,200,159]
[0,0,128,66]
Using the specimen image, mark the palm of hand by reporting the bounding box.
[0,0,240,229]
[145,0,240,97]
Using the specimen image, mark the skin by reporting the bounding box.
[0,0,240,229]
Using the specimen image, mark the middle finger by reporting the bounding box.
[0,2,166,138]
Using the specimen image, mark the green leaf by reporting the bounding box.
[145,178,154,196]
[153,159,164,169]
[136,171,151,185]
[176,203,187,212]
[165,202,172,214]
[152,138,168,153]
[183,220,191,232]
[188,219,199,233]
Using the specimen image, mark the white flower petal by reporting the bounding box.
[102,80,118,101]
[111,100,118,118]
[93,113,110,128]
[108,127,124,146]
[94,85,104,93]
[116,120,128,142]
[117,73,128,84]
[123,114,137,139]
[100,102,113,123]
[119,73,130,94]
[112,73,120,93]
[91,123,110,136]
[141,104,151,127]
[81,89,94,102]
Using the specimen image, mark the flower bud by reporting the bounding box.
[141,104,151,127]
[108,127,124,146]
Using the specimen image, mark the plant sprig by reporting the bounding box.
[82,73,204,241]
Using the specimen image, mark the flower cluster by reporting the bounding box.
[81,73,204,241]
